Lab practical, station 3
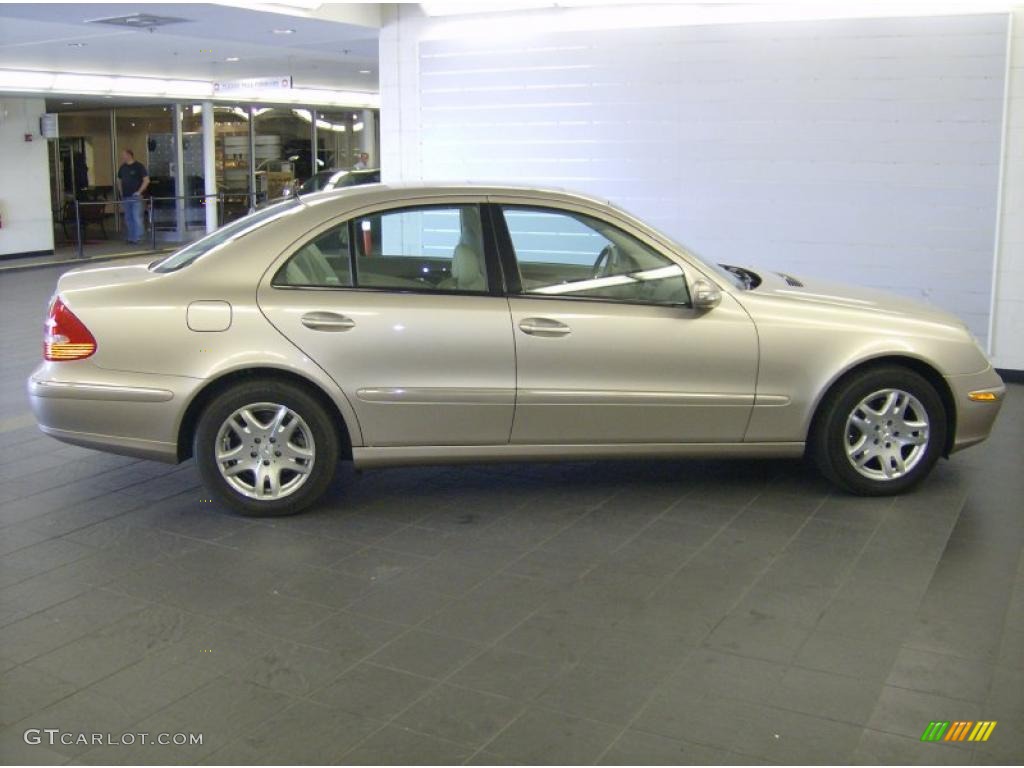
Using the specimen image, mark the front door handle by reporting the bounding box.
[519,318,571,337]
[301,311,356,331]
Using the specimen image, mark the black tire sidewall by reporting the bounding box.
[194,380,339,516]
[815,367,947,496]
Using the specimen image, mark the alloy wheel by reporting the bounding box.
[844,388,930,481]
[214,402,316,500]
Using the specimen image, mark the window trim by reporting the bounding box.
[488,202,692,309]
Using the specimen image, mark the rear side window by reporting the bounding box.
[273,204,490,294]
[273,222,352,287]
[352,205,488,293]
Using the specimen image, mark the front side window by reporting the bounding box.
[273,221,352,287]
[500,206,689,306]
[353,205,488,293]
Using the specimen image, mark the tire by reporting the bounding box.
[811,365,947,496]
[194,380,339,516]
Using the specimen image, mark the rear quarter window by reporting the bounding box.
[151,200,302,273]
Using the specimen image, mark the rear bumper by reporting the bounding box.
[946,366,1006,453]
[27,362,198,463]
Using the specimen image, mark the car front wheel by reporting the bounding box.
[194,380,339,516]
[812,366,947,496]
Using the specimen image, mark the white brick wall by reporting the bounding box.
[382,8,1014,353]
[991,7,1024,369]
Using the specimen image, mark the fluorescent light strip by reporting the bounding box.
[0,69,379,108]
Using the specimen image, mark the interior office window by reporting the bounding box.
[273,221,353,287]
[353,205,488,293]
[500,206,690,305]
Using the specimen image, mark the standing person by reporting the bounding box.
[353,152,369,170]
[117,149,149,245]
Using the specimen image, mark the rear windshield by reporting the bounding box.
[151,199,302,273]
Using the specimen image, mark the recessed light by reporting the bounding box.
[67,42,87,47]
[358,69,371,74]
[272,28,295,34]
[62,101,74,105]
[226,57,240,62]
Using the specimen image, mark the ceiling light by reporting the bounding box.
[0,69,379,108]
[61,101,74,105]
[87,13,189,29]
[272,28,295,34]
[226,57,240,62]
[67,42,87,48]
[358,69,371,74]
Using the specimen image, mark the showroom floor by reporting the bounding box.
[1,263,1021,766]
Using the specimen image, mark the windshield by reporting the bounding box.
[151,199,302,273]
[604,201,746,289]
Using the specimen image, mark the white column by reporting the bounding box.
[990,8,1024,369]
[202,101,217,232]
[172,103,186,238]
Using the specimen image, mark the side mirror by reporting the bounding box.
[691,279,722,310]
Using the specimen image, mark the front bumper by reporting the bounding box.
[946,366,1006,453]
[27,362,200,463]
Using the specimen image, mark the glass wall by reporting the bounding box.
[49,109,117,244]
[315,109,367,173]
[47,100,380,242]
[114,106,183,237]
[253,107,313,204]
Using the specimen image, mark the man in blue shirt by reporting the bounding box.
[117,149,150,245]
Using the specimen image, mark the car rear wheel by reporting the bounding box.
[194,380,339,516]
[811,366,947,496]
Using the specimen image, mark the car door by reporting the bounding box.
[491,201,758,445]
[258,200,516,447]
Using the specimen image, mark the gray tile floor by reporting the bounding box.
[1,264,1022,765]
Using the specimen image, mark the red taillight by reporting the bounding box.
[44,297,96,361]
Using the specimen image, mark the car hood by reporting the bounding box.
[741,268,966,329]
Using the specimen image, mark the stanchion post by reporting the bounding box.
[74,199,84,259]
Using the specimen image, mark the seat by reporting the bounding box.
[448,207,487,291]
[283,242,339,286]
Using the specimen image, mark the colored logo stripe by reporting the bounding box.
[944,721,973,741]
[921,722,949,741]
[969,722,997,742]
[921,721,996,743]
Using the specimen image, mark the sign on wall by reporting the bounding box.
[39,112,58,139]
[213,76,292,94]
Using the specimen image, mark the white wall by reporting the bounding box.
[381,7,1015,356]
[0,97,53,257]
[991,7,1024,369]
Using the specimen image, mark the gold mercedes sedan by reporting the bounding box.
[28,184,1005,515]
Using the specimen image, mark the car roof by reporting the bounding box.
[297,181,612,212]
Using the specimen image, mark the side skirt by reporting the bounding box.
[353,442,805,468]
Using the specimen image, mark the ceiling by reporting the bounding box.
[0,3,381,93]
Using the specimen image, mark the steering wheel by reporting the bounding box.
[592,244,619,278]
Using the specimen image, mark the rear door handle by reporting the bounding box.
[300,311,356,331]
[519,318,571,337]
